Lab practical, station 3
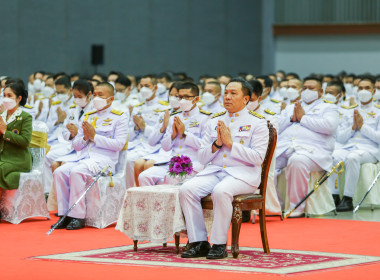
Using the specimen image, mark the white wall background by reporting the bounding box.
[275,34,380,77]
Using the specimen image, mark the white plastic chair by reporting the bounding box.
[0,121,50,223]
[85,147,128,228]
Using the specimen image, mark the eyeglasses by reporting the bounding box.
[177,95,195,101]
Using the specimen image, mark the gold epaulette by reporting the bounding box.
[84,110,97,116]
[37,97,46,101]
[211,111,227,119]
[49,94,56,98]
[158,100,169,106]
[323,99,335,104]
[375,104,380,109]
[111,109,123,115]
[200,110,212,115]
[134,101,145,107]
[52,100,61,105]
[170,110,182,116]
[24,104,33,109]
[249,110,265,119]
[264,109,276,115]
[154,109,168,113]
[341,104,358,109]
[270,98,281,103]
[70,104,77,109]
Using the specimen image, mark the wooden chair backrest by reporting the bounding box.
[258,121,277,198]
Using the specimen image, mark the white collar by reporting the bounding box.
[1,107,23,125]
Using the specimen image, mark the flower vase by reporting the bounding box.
[176,175,187,185]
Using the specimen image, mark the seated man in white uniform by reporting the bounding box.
[113,75,140,115]
[276,76,339,217]
[138,82,210,186]
[200,82,225,113]
[51,82,129,230]
[329,77,380,211]
[257,75,281,114]
[179,78,269,259]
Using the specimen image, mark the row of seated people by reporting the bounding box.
[1,72,380,231]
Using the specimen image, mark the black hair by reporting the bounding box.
[303,76,323,86]
[358,76,375,86]
[71,73,80,78]
[326,81,345,93]
[5,82,28,106]
[257,75,273,88]
[34,71,45,78]
[286,72,300,79]
[248,79,263,97]
[73,79,93,96]
[157,73,172,82]
[179,82,199,96]
[53,72,68,80]
[97,82,115,95]
[227,77,253,98]
[55,76,71,89]
[5,78,25,88]
[141,74,157,85]
[92,73,107,82]
[205,81,221,92]
[108,71,124,79]
[115,76,131,88]
[169,81,183,93]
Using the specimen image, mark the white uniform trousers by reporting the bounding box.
[138,165,167,186]
[53,162,95,219]
[328,149,377,197]
[179,171,256,244]
[276,152,322,213]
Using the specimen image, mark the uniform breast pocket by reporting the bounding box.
[233,131,250,146]
[96,123,115,138]
[189,126,201,136]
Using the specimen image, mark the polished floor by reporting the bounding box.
[314,207,380,222]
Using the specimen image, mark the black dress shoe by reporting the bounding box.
[51,216,72,229]
[333,194,341,207]
[242,210,251,223]
[66,218,85,230]
[206,244,228,259]
[181,241,210,258]
[336,196,353,212]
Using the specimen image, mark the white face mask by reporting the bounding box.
[74,97,88,108]
[169,96,180,109]
[322,82,327,90]
[373,89,380,100]
[28,82,35,94]
[139,87,154,100]
[246,100,259,111]
[179,98,194,112]
[156,83,167,95]
[93,96,109,111]
[358,90,373,103]
[202,92,216,105]
[324,93,337,104]
[56,93,70,103]
[33,79,44,92]
[3,97,17,111]
[279,87,288,98]
[42,86,55,97]
[352,86,358,95]
[301,89,319,104]
[287,88,300,101]
[115,91,127,102]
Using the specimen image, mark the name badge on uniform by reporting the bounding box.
[102,122,112,126]
[69,116,75,120]
[239,125,251,132]
[189,121,199,128]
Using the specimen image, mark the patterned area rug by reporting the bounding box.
[32,244,380,275]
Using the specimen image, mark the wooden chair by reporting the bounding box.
[199,121,277,258]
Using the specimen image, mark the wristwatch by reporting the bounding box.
[182,130,188,137]
[213,140,223,149]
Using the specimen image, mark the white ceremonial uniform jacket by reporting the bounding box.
[337,102,380,160]
[197,108,269,187]
[73,106,129,172]
[200,101,225,114]
[277,98,339,170]
[161,107,211,172]
[128,97,170,151]
[261,97,282,115]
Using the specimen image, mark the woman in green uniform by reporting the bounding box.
[0,82,32,201]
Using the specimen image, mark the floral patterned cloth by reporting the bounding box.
[116,184,213,243]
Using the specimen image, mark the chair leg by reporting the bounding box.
[259,208,270,254]
[175,234,180,254]
[133,240,138,252]
[231,204,242,258]
[163,243,167,247]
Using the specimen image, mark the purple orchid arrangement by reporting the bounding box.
[168,155,193,179]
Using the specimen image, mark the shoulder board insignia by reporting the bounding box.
[24,104,33,109]
[264,109,276,115]
[37,97,46,101]
[341,104,357,109]
[323,99,335,104]
[211,111,227,119]
[249,110,265,119]
[70,104,77,109]
[52,100,61,105]
[111,109,123,116]
[375,104,380,109]
[50,94,56,98]
[134,101,145,107]
[200,110,212,115]
[349,104,358,109]
[170,110,182,116]
[270,98,281,103]
[84,110,97,116]
[154,109,167,113]
[158,100,169,106]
